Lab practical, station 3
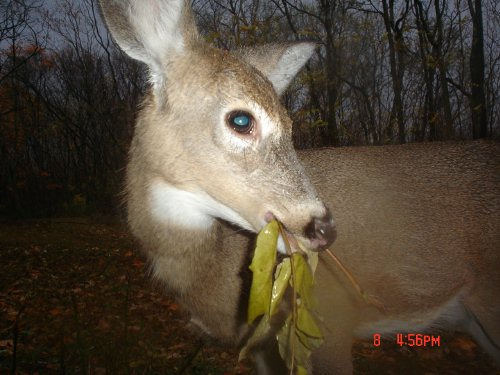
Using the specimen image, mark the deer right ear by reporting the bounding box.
[99,0,195,87]
[238,42,316,95]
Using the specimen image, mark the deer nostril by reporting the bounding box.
[305,209,337,251]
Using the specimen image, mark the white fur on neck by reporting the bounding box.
[149,180,254,231]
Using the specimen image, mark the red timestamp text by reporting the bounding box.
[372,333,441,347]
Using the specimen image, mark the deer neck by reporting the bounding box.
[127,171,222,292]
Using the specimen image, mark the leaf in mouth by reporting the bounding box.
[247,219,279,325]
[242,220,324,374]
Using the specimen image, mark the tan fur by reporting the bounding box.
[99,1,499,373]
[214,142,500,374]
[302,142,500,373]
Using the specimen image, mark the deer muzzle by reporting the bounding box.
[304,209,337,251]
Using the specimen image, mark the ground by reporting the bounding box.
[0,219,498,374]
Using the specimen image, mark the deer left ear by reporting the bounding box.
[98,0,195,90]
[237,42,316,95]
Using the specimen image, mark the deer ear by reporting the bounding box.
[99,0,195,86]
[238,42,316,95]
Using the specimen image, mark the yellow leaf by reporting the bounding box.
[290,253,315,307]
[270,258,291,317]
[296,304,323,339]
[296,304,324,351]
[277,315,294,369]
[243,222,323,375]
[248,220,279,324]
[279,318,311,368]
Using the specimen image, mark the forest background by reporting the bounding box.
[1,0,498,217]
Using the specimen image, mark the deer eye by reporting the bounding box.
[227,111,254,134]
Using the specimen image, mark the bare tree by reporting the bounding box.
[2,0,499,217]
[378,0,410,143]
[413,0,454,140]
[468,0,488,138]
[0,0,45,86]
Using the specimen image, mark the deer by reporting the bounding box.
[98,0,500,374]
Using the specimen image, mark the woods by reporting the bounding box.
[1,0,498,217]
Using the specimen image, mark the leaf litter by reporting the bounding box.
[0,219,495,375]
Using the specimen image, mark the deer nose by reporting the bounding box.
[304,209,337,251]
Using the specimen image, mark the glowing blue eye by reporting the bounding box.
[227,111,253,133]
[233,115,249,127]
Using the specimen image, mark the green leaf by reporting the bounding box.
[296,303,323,339]
[296,303,324,351]
[278,316,310,369]
[290,253,315,307]
[269,258,291,317]
[243,222,324,375]
[277,315,294,369]
[248,220,279,324]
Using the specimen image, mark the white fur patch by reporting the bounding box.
[149,181,254,231]
[128,0,185,88]
[252,102,275,141]
[276,234,286,254]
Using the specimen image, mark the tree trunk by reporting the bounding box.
[322,0,340,147]
[414,2,434,141]
[468,0,488,138]
[434,0,453,139]
[381,0,406,144]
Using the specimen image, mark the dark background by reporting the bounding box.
[1,0,498,218]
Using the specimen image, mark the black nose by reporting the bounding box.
[304,209,337,251]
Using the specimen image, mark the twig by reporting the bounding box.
[323,249,386,313]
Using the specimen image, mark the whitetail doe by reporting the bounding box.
[99,0,500,374]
